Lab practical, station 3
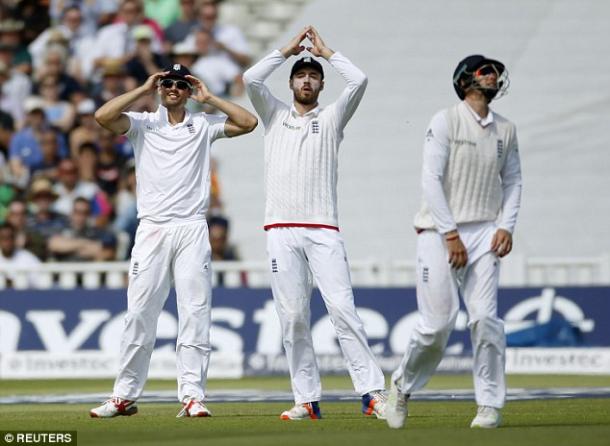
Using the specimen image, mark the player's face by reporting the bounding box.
[473,64,499,89]
[290,68,323,105]
[158,78,192,108]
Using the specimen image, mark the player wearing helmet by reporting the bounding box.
[385,55,522,429]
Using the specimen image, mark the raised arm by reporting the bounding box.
[187,75,257,138]
[94,71,168,134]
[306,27,367,131]
[243,27,311,127]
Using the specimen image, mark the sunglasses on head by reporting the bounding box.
[159,78,192,90]
[474,64,500,77]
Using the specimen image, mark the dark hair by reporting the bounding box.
[209,215,229,231]
[0,221,15,235]
[78,142,98,155]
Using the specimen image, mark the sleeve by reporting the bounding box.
[498,126,522,233]
[421,111,458,234]
[243,50,286,128]
[206,113,229,142]
[328,52,368,132]
[123,111,144,138]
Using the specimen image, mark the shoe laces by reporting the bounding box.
[370,390,388,404]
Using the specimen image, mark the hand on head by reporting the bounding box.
[185,75,212,103]
[144,71,169,93]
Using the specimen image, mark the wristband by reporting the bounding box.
[445,234,459,242]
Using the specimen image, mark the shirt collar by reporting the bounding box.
[462,101,494,127]
[158,104,191,127]
[290,104,320,118]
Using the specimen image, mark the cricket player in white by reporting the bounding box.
[243,26,386,420]
[90,64,257,418]
[385,55,522,429]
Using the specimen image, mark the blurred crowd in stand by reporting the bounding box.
[0,0,247,285]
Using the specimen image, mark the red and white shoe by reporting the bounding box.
[280,402,322,420]
[176,399,212,418]
[90,398,138,418]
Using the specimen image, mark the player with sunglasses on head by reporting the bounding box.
[385,55,522,429]
[90,64,257,418]
[243,26,387,421]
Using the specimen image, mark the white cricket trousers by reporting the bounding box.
[113,219,213,403]
[267,227,385,404]
[391,229,506,408]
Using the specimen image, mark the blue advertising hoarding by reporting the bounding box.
[0,287,609,377]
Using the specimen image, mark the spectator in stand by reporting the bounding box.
[191,28,243,100]
[9,97,68,183]
[35,128,65,180]
[0,48,31,126]
[144,0,180,29]
[29,5,96,82]
[0,19,31,75]
[6,197,47,260]
[170,39,198,68]
[113,160,137,248]
[69,99,99,158]
[125,25,170,88]
[5,198,28,249]
[0,110,15,185]
[92,59,128,107]
[37,74,76,133]
[75,142,98,184]
[209,215,247,287]
[49,0,119,36]
[0,222,41,288]
[52,158,99,217]
[163,0,198,50]
[47,196,117,262]
[97,132,125,197]
[26,177,69,260]
[13,0,50,45]
[196,0,251,68]
[92,0,164,73]
[33,45,84,104]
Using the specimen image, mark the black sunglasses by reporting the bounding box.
[159,79,192,90]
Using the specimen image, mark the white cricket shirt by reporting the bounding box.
[414,101,522,234]
[124,105,227,224]
[243,50,367,230]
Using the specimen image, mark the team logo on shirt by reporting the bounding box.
[311,120,320,134]
[497,140,504,159]
[425,128,434,140]
[187,123,196,134]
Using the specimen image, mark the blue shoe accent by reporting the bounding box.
[310,401,322,419]
[361,393,375,415]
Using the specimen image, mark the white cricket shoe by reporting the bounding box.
[89,398,138,418]
[470,406,501,428]
[385,383,409,429]
[177,399,212,417]
[362,390,387,419]
[280,402,322,420]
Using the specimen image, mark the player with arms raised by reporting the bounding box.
[90,64,257,418]
[243,26,387,421]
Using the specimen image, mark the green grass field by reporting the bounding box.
[1,375,609,446]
